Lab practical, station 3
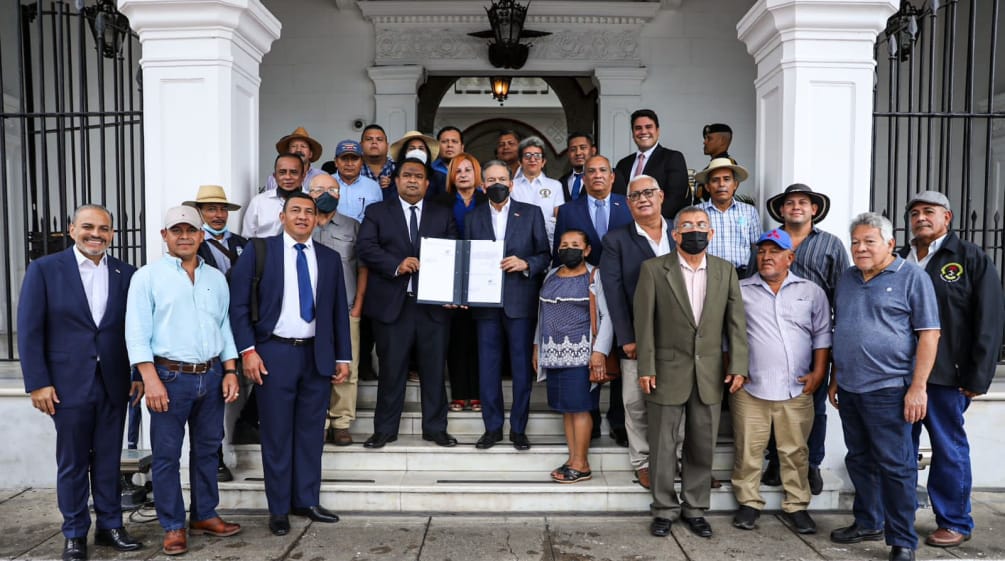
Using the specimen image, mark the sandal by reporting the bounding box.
[469,400,482,412]
[449,400,465,412]
[550,463,570,480]
[554,466,592,484]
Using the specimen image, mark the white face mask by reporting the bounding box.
[405,149,428,164]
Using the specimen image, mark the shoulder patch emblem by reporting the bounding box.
[940,262,963,282]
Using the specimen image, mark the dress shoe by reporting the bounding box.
[62,538,87,561]
[732,505,759,530]
[925,528,970,547]
[475,430,503,449]
[162,529,187,556]
[761,459,781,486]
[292,505,340,523]
[650,517,672,537]
[808,465,823,495]
[363,432,397,448]
[830,522,884,544]
[611,427,629,447]
[330,427,353,446]
[94,527,142,551]
[269,515,290,536]
[781,510,817,534]
[217,462,233,482]
[190,516,242,537]
[684,517,713,538]
[510,432,531,450]
[635,467,651,489]
[889,546,915,561]
[422,431,458,447]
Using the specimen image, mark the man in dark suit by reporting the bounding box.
[465,160,551,450]
[553,155,633,445]
[614,109,691,219]
[599,175,675,491]
[557,132,597,201]
[229,193,352,536]
[634,205,749,539]
[18,205,143,561]
[357,157,459,449]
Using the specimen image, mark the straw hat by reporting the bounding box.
[183,185,241,211]
[693,157,749,185]
[276,126,323,162]
[389,130,439,162]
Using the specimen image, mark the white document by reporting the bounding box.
[416,237,458,304]
[466,239,505,305]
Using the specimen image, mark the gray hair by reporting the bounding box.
[481,159,511,182]
[628,174,661,193]
[72,204,113,226]
[518,135,546,158]
[849,211,894,243]
[674,205,709,222]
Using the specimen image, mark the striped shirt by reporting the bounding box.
[699,199,761,269]
[788,228,849,306]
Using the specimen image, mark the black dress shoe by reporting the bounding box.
[611,427,629,447]
[291,505,340,523]
[830,523,884,544]
[363,432,397,449]
[63,537,87,561]
[808,465,823,495]
[761,460,781,486]
[732,505,759,530]
[217,463,233,482]
[94,527,142,551]
[268,515,290,536]
[510,432,531,450]
[475,430,503,449]
[781,510,817,534]
[422,431,458,447]
[889,546,915,561]
[650,517,672,537]
[684,516,713,538]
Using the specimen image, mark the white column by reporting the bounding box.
[593,67,647,161]
[118,0,281,263]
[368,65,425,140]
[737,0,898,239]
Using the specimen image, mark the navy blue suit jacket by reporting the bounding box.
[229,234,352,376]
[197,233,248,274]
[614,145,690,219]
[599,221,676,349]
[357,197,458,324]
[18,247,136,406]
[553,193,633,266]
[465,199,551,319]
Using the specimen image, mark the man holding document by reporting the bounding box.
[357,156,459,449]
[464,160,551,450]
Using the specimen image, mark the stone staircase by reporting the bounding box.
[212,379,845,513]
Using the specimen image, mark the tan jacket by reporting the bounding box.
[633,251,749,406]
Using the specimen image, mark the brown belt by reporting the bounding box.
[153,356,218,374]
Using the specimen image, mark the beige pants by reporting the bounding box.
[327,315,360,430]
[730,388,813,512]
[619,358,650,471]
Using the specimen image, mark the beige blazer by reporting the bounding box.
[633,251,749,406]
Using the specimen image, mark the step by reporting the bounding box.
[354,379,609,408]
[348,403,615,436]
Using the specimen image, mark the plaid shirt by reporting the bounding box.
[361,157,395,182]
[699,199,761,269]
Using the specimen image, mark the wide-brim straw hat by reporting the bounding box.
[183,184,241,211]
[766,183,831,224]
[694,157,749,185]
[389,130,439,162]
[276,126,323,162]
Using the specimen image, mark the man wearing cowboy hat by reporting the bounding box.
[264,127,327,192]
[759,183,848,493]
[696,158,761,278]
[389,130,447,199]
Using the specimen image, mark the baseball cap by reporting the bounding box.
[163,206,203,229]
[756,228,793,250]
[335,140,362,157]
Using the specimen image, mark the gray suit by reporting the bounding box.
[633,251,748,519]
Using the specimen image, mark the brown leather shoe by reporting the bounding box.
[189,516,242,537]
[925,528,970,547]
[635,467,651,489]
[162,529,188,556]
[332,428,353,446]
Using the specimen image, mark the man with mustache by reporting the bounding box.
[243,153,307,238]
[264,127,327,192]
[696,159,761,279]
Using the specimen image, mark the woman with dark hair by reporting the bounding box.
[390,131,447,198]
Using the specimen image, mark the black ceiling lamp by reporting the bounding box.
[81,0,131,59]
[468,0,550,70]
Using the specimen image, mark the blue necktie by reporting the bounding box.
[594,199,607,239]
[571,173,583,199]
[294,243,314,322]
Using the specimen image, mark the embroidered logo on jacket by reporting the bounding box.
[940,262,963,282]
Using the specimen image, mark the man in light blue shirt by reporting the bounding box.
[696,158,761,277]
[731,228,831,535]
[332,139,383,223]
[126,206,241,555]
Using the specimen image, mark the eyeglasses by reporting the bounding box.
[627,188,660,202]
[309,187,339,196]
[522,153,544,161]
[677,221,711,232]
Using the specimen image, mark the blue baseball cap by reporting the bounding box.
[756,228,793,250]
[335,140,362,157]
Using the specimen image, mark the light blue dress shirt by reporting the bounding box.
[335,173,383,223]
[125,255,238,365]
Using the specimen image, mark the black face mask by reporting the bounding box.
[316,193,339,214]
[678,231,709,255]
[486,183,510,204]
[557,248,584,268]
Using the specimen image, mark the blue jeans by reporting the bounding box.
[838,386,918,549]
[913,383,973,535]
[149,363,225,531]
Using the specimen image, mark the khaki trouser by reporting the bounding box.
[327,315,361,430]
[730,388,814,512]
[619,358,650,471]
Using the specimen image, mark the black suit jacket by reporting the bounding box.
[197,232,248,274]
[614,144,690,219]
[357,197,458,323]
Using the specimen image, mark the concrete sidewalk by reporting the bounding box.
[2,488,1003,561]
